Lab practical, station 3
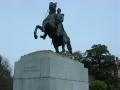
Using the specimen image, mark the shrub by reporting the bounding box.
[107,85,116,90]
[90,80,107,90]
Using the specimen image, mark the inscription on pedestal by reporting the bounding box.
[23,66,40,72]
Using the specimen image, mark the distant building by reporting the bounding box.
[115,57,120,78]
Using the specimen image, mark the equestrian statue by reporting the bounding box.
[34,2,72,54]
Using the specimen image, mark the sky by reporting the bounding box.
[0,0,120,69]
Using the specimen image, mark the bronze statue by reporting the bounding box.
[34,2,72,54]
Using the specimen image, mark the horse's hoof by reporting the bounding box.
[61,51,65,54]
[69,51,72,54]
[40,36,45,40]
[55,51,59,54]
[34,35,38,39]
[40,36,43,38]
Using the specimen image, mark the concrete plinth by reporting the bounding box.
[13,50,89,90]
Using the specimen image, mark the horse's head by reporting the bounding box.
[49,2,57,14]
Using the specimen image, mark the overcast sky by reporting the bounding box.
[0,0,120,69]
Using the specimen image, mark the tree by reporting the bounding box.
[0,55,13,90]
[83,44,115,69]
[82,44,118,89]
[72,51,83,62]
[0,56,11,78]
[64,51,83,62]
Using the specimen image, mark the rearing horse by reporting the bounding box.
[34,2,72,54]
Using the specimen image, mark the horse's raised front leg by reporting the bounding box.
[40,32,47,40]
[34,25,44,39]
[35,25,44,32]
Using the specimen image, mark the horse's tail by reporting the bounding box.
[67,40,72,54]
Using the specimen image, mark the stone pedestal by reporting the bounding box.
[13,50,89,90]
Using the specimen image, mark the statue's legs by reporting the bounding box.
[34,25,44,39]
[54,45,59,53]
[34,25,48,39]
[67,40,72,54]
[35,25,44,32]
[61,44,65,53]
[40,32,47,39]
[52,40,59,53]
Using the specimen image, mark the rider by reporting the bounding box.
[55,8,65,36]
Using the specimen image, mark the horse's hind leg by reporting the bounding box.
[62,44,65,53]
[67,40,72,54]
[54,46,59,53]
[52,40,59,53]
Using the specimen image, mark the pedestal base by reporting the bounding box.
[13,50,89,90]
